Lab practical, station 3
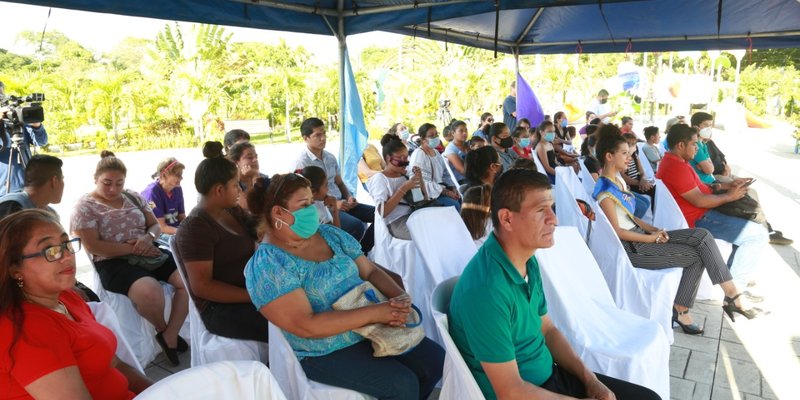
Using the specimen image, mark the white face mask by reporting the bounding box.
[699,127,713,140]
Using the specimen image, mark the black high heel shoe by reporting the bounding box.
[723,294,764,322]
[155,331,180,365]
[672,308,704,335]
[176,336,189,353]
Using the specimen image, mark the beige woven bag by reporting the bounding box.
[333,281,425,357]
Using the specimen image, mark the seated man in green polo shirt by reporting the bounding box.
[449,169,661,400]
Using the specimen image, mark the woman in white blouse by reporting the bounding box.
[408,123,461,210]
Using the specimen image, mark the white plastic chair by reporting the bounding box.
[88,252,190,367]
[554,167,595,244]
[169,237,269,367]
[87,301,144,373]
[536,227,671,400]
[636,142,655,182]
[135,361,286,399]
[578,158,597,197]
[441,154,461,194]
[430,277,486,400]
[532,149,546,174]
[268,323,374,400]
[653,179,723,301]
[554,168,682,343]
[406,206,477,348]
[367,208,419,292]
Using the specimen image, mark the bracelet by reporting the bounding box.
[147,231,157,240]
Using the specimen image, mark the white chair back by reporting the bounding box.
[407,207,477,347]
[430,277,486,400]
[536,227,670,399]
[268,323,374,399]
[169,237,268,367]
[135,361,287,399]
[653,179,689,230]
[368,208,418,291]
[554,167,594,243]
[86,302,144,373]
[636,142,655,181]
[532,148,546,174]
[441,154,461,190]
[579,158,597,196]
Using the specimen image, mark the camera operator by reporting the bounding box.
[0,81,48,196]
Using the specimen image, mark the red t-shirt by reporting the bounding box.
[512,145,532,159]
[0,291,134,400]
[656,152,711,227]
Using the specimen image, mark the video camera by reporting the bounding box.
[1,93,45,126]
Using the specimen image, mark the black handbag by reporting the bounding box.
[714,194,765,224]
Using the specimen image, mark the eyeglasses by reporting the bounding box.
[19,238,81,262]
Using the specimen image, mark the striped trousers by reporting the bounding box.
[621,227,732,308]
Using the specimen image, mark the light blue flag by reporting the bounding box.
[341,48,370,196]
[516,72,545,128]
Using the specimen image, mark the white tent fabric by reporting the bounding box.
[268,323,374,400]
[134,361,286,399]
[89,257,190,367]
[554,168,681,343]
[536,227,671,399]
[407,206,477,348]
[430,277,486,400]
[653,179,723,301]
[169,238,269,367]
[87,302,144,373]
[367,208,419,291]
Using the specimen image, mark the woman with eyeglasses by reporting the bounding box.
[141,157,186,237]
[245,173,444,398]
[1,209,152,399]
[366,134,426,240]
[408,123,461,210]
[71,151,188,365]
[593,125,762,335]
[174,142,268,343]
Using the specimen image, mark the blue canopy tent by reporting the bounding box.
[5,0,800,189]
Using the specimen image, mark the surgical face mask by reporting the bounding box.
[544,131,556,142]
[560,119,568,128]
[398,129,410,140]
[497,136,514,149]
[427,137,441,148]
[699,127,713,140]
[279,205,320,239]
[519,137,531,148]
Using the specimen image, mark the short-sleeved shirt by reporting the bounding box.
[690,141,715,184]
[244,224,365,359]
[497,147,520,173]
[176,206,256,311]
[587,99,612,124]
[642,143,662,172]
[140,181,185,228]
[409,149,448,198]
[443,142,467,182]
[502,95,517,129]
[71,191,153,262]
[449,233,553,399]
[472,129,487,140]
[0,290,135,400]
[656,152,711,227]
[366,173,412,224]
[296,147,343,199]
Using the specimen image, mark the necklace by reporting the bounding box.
[52,301,70,316]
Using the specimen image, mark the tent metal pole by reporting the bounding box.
[513,47,520,75]
[398,25,516,47]
[337,0,346,165]
[237,0,483,17]
[515,8,543,44]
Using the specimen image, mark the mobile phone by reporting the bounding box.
[744,178,756,187]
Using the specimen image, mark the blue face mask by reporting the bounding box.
[428,137,441,148]
[561,119,568,128]
[280,205,320,239]
[544,132,556,142]
[519,138,531,147]
[399,129,410,140]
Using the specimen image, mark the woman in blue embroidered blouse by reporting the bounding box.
[593,125,762,335]
[244,173,443,399]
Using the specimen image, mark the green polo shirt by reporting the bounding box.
[448,233,553,399]
[690,140,715,184]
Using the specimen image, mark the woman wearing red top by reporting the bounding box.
[0,210,152,399]
[510,125,533,159]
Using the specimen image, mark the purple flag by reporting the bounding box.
[516,72,544,128]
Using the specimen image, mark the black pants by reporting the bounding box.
[541,364,661,400]
[200,301,269,343]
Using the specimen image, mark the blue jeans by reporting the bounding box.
[695,209,768,287]
[436,193,462,211]
[340,203,375,253]
[300,338,444,400]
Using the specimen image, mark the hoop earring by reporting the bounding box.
[274,219,286,231]
[16,279,23,288]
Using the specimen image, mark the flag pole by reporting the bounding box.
[337,0,346,167]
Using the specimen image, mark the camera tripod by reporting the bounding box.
[3,125,31,194]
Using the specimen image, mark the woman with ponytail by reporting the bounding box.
[592,125,763,335]
[174,141,268,343]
